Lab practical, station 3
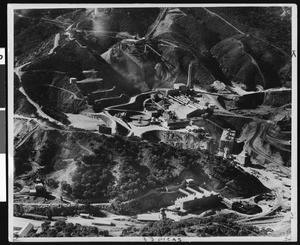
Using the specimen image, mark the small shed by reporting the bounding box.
[79,213,91,219]
[18,223,34,237]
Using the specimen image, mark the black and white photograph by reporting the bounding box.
[7,4,297,242]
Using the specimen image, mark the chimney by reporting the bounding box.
[187,60,197,89]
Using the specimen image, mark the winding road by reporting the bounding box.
[248,123,290,176]
[263,125,291,152]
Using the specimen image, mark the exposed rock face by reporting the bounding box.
[15,7,291,94]
[238,121,291,167]
[211,34,289,90]
[151,7,290,90]
[104,7,291,92]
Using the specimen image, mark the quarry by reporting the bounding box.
[12,6,293,239]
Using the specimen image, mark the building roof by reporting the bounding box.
[221,128,236,142]
[137,214,160,221]
[169,103,203,119]
[76,78,103,84]
[174,83,186,90]
[18,223,34,237]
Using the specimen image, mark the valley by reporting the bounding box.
[12,6,293,239]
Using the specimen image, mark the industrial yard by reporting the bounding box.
[13,70,292,237]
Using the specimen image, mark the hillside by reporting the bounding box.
[13,6,291,224]
[15,7,291,93]
[14,117,269,214]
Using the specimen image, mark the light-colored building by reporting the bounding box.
[223,147,230,159]
[29,190,36,196]
[236,151,251,166]
[76,78,103,84]
[175,195,197,209]
[175,186,220,212]
[35,183,46,195]
[79,213,91,219]
[19,186,30,194]
[18,223,34,237]
[169,103,204,119]
[137,214,160,222]
[219,128,236,154]
[174,83,187,91]
[92,219,113,226]
[162,119,190,130]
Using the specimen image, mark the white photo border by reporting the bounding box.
[7,3,298,242]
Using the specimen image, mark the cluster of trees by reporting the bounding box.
[67,132,268,215]
[19,203,106,218]
[232,201,262,215]
[24,53,81,73]
[46,178,59,189]
[206,155,269,198]
[70,135,203,204]
[71,155,114,201]
[14,138,34,176]
[27,221,110,237]
[41,105,71,126]
[122,213,273,237]
[110,199,143,216]
[122,219,186,237]
[14,22,60,57]
[36,138,61,174]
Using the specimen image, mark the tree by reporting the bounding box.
[46,207,53,220]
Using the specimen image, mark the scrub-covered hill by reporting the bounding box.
[14,116,269,214]
[15,7,291,93]
[14,6,289,216]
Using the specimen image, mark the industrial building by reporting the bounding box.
[168,103,204,119]
[93,94,130,112]
[79,213,92,219]
[175,194,221,212]
[161,119,191,130]
[35,183,46,196]
[70,77,105,95]
[75,78,104,85]
[236,151,252,166]
[219,128,236,154]
[87,86,119,104]
[98,124,112,134]
[92,220,113,226]
[18,223,34,237]
[137,213,160,222]
[175,185,221,212]
[173,83,189,93]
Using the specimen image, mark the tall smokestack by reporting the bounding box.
[187,60,197,89]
